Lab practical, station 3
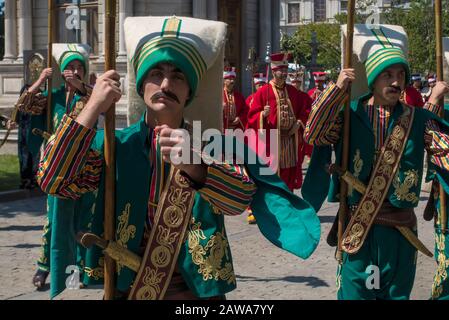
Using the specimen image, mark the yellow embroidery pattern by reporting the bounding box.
[84,257,104,280]
[349,149,363,196]
[188,218,236,285]
[137,267,165,300]
[341,106,414,253]
[392,169,419,204]
[336,265,342,291]
[70,100,85,118]
[432,231,449,299]
[53,113,60,129]
[116,203,136,274]
[37,215,51,266]
[130,169,195,300]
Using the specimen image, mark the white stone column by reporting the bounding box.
[193,0,207,19]
[17,0,33,62]
[3,0,18,62]
[118,0,133,60]
[207,0,218,20]
[98,0,105,61]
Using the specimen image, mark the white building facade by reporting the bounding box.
[0,0,281,150]
[280,0,409,35]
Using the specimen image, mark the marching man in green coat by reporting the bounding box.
[303,24,449,300]
[37,16,320,300]
[426,37,449,300]
[16,44,95,294]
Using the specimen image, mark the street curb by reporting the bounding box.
[0,188,45,203]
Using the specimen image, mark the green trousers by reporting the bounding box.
[431,198,449,300]
[337,224,417,300]
[36,197,52,272]
[36,194,94,282]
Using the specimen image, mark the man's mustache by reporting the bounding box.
[386,85,401,94]
[151,91,180,104]
[63,74,81,81]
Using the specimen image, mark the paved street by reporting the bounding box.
[0,184,439,300]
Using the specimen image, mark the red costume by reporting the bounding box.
[222,67,249,131]
[307,87,323,102]
[305,72,328,159]
[402,85,424,107]
[246,73,267,108]
[307,71,327,102]
[223,89,248,130]
[246,93,255,108]
[248,59,312,190]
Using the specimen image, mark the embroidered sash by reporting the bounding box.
[341,105,415,254]
[128,167,196,300]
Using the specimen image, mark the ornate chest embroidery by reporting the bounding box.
[116,203,136,274]
[84,257,104,280]
[188,218,236,285]
[349,149,363,196]
[432,232,449,299]
[392,169,419,204]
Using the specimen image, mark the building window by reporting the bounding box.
[314,0,327,22]
[55,1,99,56]
[287,3,300,24]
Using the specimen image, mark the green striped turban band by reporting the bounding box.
[365,47,410,90]
[60,51,87,72]
[131,18,207,105]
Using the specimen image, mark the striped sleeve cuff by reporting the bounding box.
[38,114,98,197]
[426,119,449,170]
[424,102,442,116]
[16,90,47,115]
[304,83,348,145]
[199,161,257,216]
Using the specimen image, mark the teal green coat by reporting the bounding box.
[303,94,449,212]
[69,116,321,298]
[29,85,96,299]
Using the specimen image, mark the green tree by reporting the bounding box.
[281,0,378,80]
[384,0,449,74]
[281,0,449,78]
[281,23,341,79]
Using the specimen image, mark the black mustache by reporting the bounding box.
[387,86,401,93]
[151,91,180,104]
[64,74,81,80]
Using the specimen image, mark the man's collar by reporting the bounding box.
[270,79,285,89]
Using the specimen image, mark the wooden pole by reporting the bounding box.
[435,0,447,234]
[337,0,356,264]
[46,0,54,133]
[103,0,117,300]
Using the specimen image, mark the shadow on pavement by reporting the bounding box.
[319,215,335,224]
[0,225,43,232]
[0,197,46,219]
[2,243,41,249]
[236,274,329,288]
